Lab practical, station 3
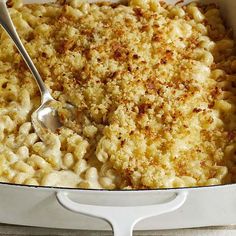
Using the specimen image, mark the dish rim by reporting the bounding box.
[0,181,235,191]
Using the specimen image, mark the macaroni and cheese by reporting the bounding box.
[0,0,236,189]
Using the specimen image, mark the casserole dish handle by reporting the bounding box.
[56,191,187,236]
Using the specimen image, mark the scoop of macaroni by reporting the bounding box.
[0,0,236,189]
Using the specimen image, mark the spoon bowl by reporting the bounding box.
[32,98,75,139]
[32,100,62,138]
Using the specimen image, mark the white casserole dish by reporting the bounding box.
[1,0,236,235]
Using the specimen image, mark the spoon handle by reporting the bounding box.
[0,0,53,103]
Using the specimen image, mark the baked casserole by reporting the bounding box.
[0,0,236,189]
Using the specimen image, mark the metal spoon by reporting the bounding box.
[0,0,73,138]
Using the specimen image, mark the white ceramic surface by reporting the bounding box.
[1,184,236,234]
[1,0,236,236]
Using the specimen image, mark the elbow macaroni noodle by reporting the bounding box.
[0,0,236,189]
